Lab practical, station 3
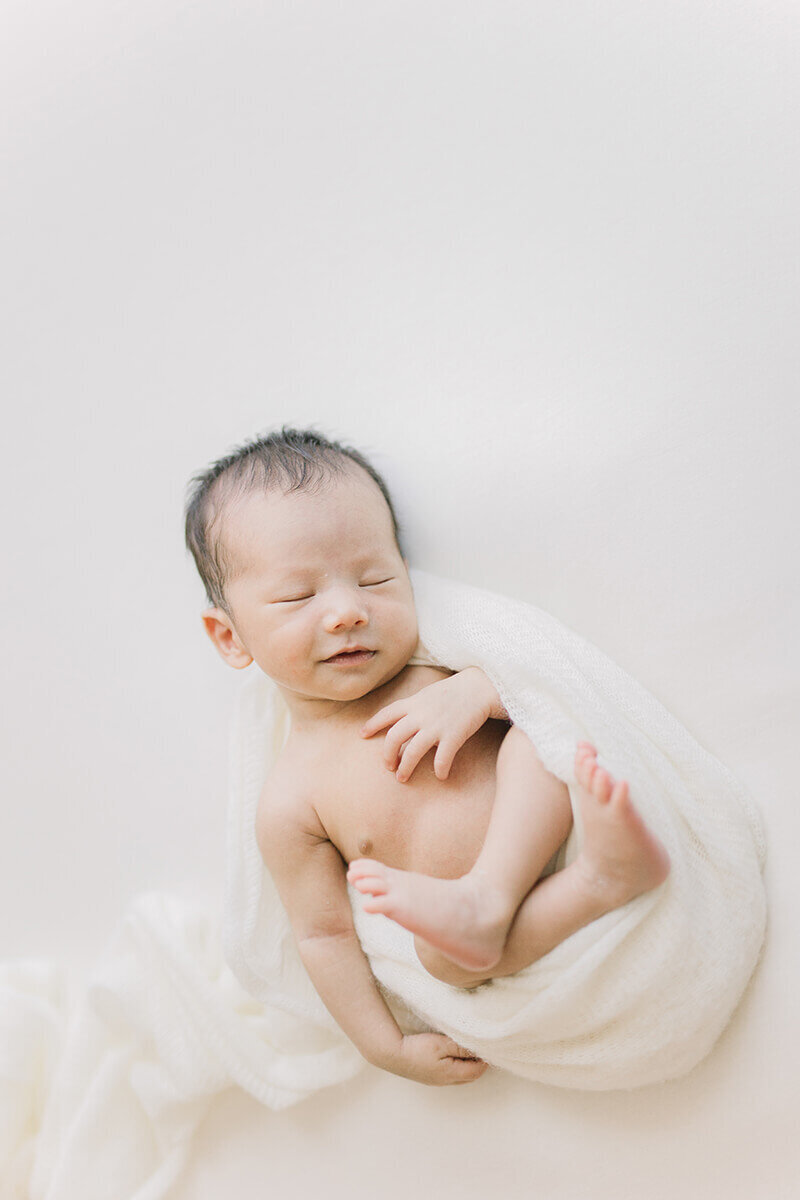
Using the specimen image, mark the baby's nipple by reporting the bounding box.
[358,839,373,857]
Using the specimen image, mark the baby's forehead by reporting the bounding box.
[213,484,287,567]
[217,471,394,574]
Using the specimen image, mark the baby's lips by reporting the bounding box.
[325,644,372,658]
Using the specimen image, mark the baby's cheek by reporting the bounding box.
[391,599,418,638]
[283,644,310,673]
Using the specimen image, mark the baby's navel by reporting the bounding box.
[358,839,373,857]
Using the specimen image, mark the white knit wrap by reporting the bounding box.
[225,569,767,1090]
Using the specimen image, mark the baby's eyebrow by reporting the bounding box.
[262,574,313,593]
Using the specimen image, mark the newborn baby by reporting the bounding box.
[185,428,669,1086]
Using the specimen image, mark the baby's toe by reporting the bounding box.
[575,753,598,790]
[347,858,382,879]
[609,779,630,808]
[352,875,388,896]
[592,769,613,803]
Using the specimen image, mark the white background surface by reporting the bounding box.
[2,3,798,1197]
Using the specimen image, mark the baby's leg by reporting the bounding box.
[415,745,671,988]
[347,726,573,972]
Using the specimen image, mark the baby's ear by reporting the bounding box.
[201,608,253,670]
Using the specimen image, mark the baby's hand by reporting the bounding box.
[361,667,504,782]
[383,1033,487,1086]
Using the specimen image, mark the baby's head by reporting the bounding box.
[184,427,419,708]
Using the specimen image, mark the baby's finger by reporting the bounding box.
[439,1036,481,1060]
[382,718,419,769]
[396,732,437,782]
[361,702,406,738]
[441,1039,487,1084]
[432,738,460,781]
[444,1058,488,1084]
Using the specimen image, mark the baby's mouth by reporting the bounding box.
[324,648,376,665]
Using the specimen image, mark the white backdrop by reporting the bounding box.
[2,3,798,1198]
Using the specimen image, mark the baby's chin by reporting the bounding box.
[325,646,414,699]
[373,641,420,686]
[327,664,398,700]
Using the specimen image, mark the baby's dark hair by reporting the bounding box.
[184,426,402,614]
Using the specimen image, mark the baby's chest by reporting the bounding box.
[314,722,506,876]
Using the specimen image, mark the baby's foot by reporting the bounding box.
[572,742,671,910]
[346,859,514,972]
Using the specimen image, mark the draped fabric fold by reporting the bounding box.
[228,569,766,1089]
[1,570,766,1198]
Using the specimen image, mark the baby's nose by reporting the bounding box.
[322,588,368,631]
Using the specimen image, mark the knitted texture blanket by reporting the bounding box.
[2,570,768,1199]
[226,569,767,1089]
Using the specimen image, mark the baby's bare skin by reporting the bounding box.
[265,662,670,987]
[349,742,670,984]
[207,464,670,1082]
[266,663,508,880]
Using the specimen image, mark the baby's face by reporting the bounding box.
[218,469,418,710]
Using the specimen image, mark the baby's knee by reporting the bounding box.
[496,723,539,769]
[413,937,487,990]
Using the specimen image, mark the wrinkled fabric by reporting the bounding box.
[228,569,766,1089]
[1,570,766,1199]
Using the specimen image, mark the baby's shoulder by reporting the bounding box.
[256,749,328,850]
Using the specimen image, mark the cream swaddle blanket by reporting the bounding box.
[2,568,768,1198]
[226,568,767,1090]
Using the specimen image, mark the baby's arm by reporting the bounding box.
[256,785,487,1086]
[361,666,507,782]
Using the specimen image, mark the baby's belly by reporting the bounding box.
[318,719,509,877]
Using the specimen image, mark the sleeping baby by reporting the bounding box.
[185,427,670,1086]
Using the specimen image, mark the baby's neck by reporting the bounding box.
[277,662,416,736]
